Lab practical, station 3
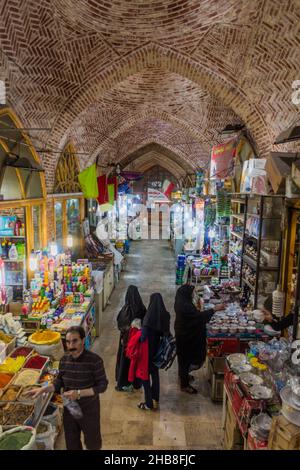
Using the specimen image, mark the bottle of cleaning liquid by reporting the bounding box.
[8,243,18,261]
[272,284,285,319]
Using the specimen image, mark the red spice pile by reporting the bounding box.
[11,347,33,358]
[24,355,47,370]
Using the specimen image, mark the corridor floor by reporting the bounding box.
[57,240,223,450]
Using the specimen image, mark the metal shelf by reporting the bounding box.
[243,253,279,272]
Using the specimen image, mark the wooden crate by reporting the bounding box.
[268,414,300,450]
[223,400,244,450]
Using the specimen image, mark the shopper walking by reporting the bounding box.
[138,293,170,410]
[25,326,108,450]
[174,284,224,394]
[115,285,146,391]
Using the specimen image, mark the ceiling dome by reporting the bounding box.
[53,0,239,42]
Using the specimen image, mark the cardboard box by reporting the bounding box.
[268,414,300,450]
[266,152,298,194]
[8,302,23,316]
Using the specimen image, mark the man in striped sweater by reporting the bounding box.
[27,326,108,450]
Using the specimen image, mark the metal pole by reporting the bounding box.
[240,194,248,288]
[254,196,264,309]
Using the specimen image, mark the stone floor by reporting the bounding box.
[56,240,223,450]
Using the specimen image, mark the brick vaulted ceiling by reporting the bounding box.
[0,0,300,190]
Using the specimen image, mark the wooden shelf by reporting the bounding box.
[247,213,281,220]
[231,231,243,240]
[231,214,244,222]
[0,236,25,239]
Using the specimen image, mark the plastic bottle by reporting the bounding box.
[8,243,18,261]
[272,285,285,319]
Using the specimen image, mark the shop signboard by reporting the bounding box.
[147,188,169,203]
[210,138,236,179]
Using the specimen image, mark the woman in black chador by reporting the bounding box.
[139,293,171,410]
[174,284,224,394]
[115,285,146,391]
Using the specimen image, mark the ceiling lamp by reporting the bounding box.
[274,125,300,144]
[219,124,245,135]
[4,153,44,172]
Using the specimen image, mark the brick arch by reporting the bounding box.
[84,110,214,166]
[91,117,208,171]
[51,43,269,157]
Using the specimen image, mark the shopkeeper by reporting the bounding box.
[26,326,108,450]
[262,295,294,336]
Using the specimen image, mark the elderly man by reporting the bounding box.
[27,326,108,450]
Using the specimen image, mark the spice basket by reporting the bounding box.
[8,345,35,361]
[4,336,17,356]
[12,368,42,388]
[3,403,35,426]
[0,373,15,395]
[23,354,50,375]
[0,384,22,404]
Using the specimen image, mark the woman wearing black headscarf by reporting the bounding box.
[174,284,224,394]
[115,285,146,391]
[138,293,170,410]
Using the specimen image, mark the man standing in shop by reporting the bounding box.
[26,326,108,450]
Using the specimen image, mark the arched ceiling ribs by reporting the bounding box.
[51,43,269,157]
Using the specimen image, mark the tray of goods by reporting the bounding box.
[23,354,49,372]
[0,356,26,375]
[17,385,39,404]
[2,403,35,426]
[0,385,22,404]
[12,369,41,387]
[0,331,16,356]
[0,373,14,391]
[10,346,34,359]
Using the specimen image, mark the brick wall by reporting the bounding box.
[0,0,299,190]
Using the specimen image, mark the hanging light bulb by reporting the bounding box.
[49,240,58,257]
[208,229,216,239]
[29,250,37,271]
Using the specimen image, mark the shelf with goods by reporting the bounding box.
[240,195,284,309]
[282,202,300,339]
[213,189,231,281]
[229,194,246,282]
[0,209,27,301]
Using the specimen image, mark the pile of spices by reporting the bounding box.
[4,403,34,425]
[29,330,60,344]
[24,355,47,370]
[0,373,13,389]
[13,369,40,387]
[0,331,13,344]
[11,347,33,358]
[37,422,48,434]
[0,429,33,450]
[0,385,20,402]
[0,356,25,374]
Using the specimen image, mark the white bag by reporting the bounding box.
[43,404,62,433]
[0,426,36,450]
[36,420,56,450]
[27,339,64,360]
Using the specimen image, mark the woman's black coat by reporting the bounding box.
[174,285,214,369]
